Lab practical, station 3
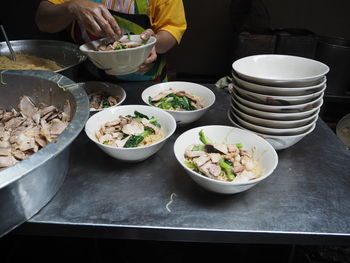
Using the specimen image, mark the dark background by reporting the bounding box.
[1,1,350,262]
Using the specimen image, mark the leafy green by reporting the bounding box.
[124,128,154,148]
[150,94,196,111]
[236,143,243,149]
[185,161,197,169]
[219,158,235,181]
[192,144,205,151]
[199,130,211,145]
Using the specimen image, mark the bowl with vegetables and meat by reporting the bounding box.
[141,81,216,126]
[85,105,176,162]
[173,125,278,194]
[79,81,126,113]
[79,34,156,75]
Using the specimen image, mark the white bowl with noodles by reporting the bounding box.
[227,109,316,150]
[232,54,329,86]
[79,34,156,75]
[173,125,278,194]
[232,73,327,96]
[85,105,176,162]
[233,82,326,106]
[141,81,216,126]
[78,81,126,113]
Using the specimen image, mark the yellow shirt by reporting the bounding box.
[47,0,186,43]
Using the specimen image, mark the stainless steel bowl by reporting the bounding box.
[0,70,89,237]
[0,40,87,81]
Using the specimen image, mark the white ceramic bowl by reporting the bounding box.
[231,95,323,121]
[232,73,327,96]
[231,108,317,136]
[227,109,316,150]
[233,82,326,106]
[85,105,176,162]
[141,81,216,126]
[231,99,319,128]
[336,113,350,148]
[80,35,156,75]
[232,91,323,113]
[232,54,329,86]
[173,125,278,194]
[79,81,126,113]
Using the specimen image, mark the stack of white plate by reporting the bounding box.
[228,54,329,150]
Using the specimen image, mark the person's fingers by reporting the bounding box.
[92,9,117,38]
[80,13,104,37]
[138,47,157,72]
[100,7,122,38]
[140,28,155,41]
[144,47,157,64]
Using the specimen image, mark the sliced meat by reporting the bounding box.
[49,119,67,137]
[18,96,38,119]
[208,153,221,163]
[0,148,11,156]
[151,89,174,102]
[122,120,144,135]
[0,156,17,168]
[194,155,210,167]
[234,171,256,183]
[213,143,228,154]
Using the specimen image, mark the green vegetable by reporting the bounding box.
[124,128,154,148]
[185,161,197,169]
[102,99,110,108]
[192,144,205,151]
[134,111,149,119]
[199,130,211,145]
[236,143,243,149]
[150,94,196,111]
[219,158,235,181]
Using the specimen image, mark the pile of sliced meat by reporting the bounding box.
[97,39,142,51]
[88,91,118,110]
[0,96,71,170]
[150,88,204,110]
[185,142,258,183]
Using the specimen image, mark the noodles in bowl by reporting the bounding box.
[85,105,176,162]
[0,54,62,71]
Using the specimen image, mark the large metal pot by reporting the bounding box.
[0,40,87,81]
[0,70,89,237]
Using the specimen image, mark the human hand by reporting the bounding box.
[138,29,157,73]
[67,0,122,39]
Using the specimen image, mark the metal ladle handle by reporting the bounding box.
[0,25,16,61]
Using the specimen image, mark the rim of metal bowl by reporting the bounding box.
[0,70,89,189]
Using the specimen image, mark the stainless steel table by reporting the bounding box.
[15,82,350,245]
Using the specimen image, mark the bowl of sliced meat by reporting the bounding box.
[78,81,126,113]
[173,125,278,194]
[141,81,216,126]
[85,104,176,162]
[79,34,156,75]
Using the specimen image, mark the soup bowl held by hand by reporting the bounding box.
[79,34,157,75]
